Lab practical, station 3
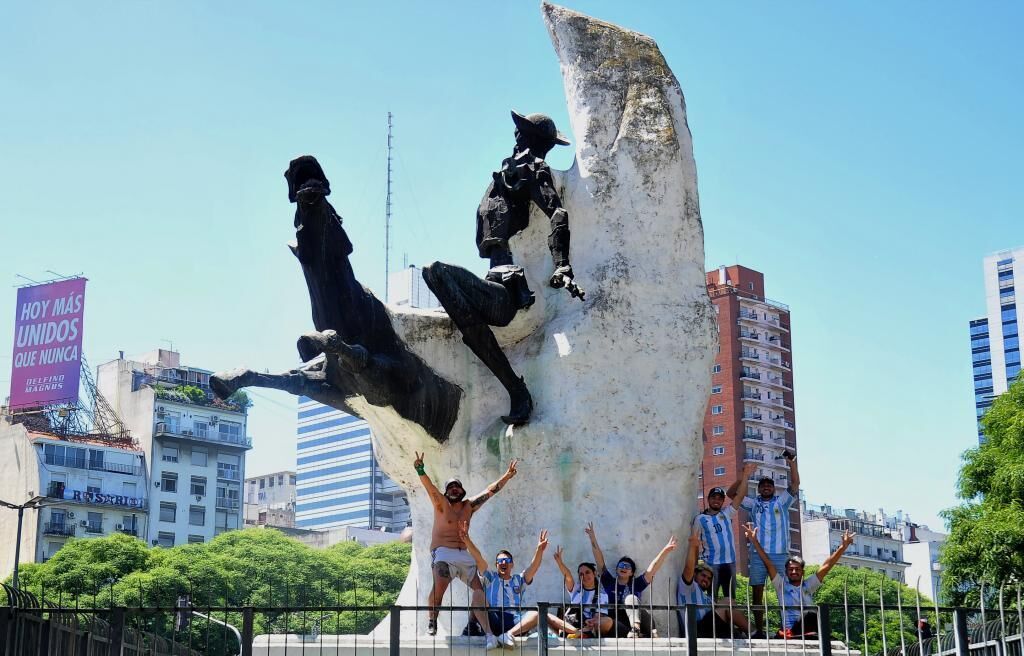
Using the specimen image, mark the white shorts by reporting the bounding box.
[432,547,478,586]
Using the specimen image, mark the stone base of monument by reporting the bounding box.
[252,634,860,656]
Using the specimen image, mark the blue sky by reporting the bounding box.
[2,1,1022,531]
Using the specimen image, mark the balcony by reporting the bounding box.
[765,335,791,352]
[43,454,143,477]
[740,392,762,401]
[739,331,761,342]
[217,467,241,481]
[763,356,791,371]
[744,453,765,463]
[742,412,763,421]
[768,416,795,431]
[739,370,761,381]
[740,350,760,361]
[119,528,139,537]
[216,498,240,510]
[155,423,252,450]
[43,522,75,537]
[763,395,792,410]
[84,522,103,534]
[762,374,791,390]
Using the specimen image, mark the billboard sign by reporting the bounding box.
[9,278,87,408]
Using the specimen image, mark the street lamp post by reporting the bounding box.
[1,495,49,591]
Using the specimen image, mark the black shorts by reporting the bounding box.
[696,611,733,638]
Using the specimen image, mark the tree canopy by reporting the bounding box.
[7,528,411,650]
[941,377,1024,604]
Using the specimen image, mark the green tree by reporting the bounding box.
[6,528,411,651]
[941,377,1024,605]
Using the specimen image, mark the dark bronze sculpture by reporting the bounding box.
[422,111,584,425]
[210,156,462,442]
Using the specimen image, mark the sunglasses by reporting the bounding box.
[616,562,633,570]
[496,557,513,564]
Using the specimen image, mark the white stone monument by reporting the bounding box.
[346,1,717,637]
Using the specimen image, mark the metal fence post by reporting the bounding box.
[953,608,970,656]
[817,604,832,656]
[389,607,401,656]
[537,602,550,656]
[685,605,698,656]
[241,607,254,656]
[108,607,125,656]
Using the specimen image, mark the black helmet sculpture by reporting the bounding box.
[511,111,571,146]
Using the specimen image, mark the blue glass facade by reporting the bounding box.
[972,254,1022,444]
[294,396,409,530]
[970,318,993,443]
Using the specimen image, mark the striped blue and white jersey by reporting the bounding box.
[692,505,738,565]
[676,577,712,621]
[740,490,794,554]
[481,570,528,610]
[771,573,821,629]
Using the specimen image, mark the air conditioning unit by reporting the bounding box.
[195,495,203,502]
[115,524,123,530]
[79,520,88,527]
[67,511,75,519]
[183,430,193,436]
[152,540,159,546]
[210,416,219,426]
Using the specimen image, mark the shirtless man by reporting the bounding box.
[415,451,519,644]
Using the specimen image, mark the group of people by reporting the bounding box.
[414,451,855,648]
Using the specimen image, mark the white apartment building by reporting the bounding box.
[97,349,251,547]
[387,265,441,309]
[801,502,909,581]
[244,470,296,528]
[0,417,149,577]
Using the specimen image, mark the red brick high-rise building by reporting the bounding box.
[701,265,801,574]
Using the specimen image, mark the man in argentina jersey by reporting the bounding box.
[745,523,854,638]
[729,455,800,638]
[692,482,745,600]
[461,523,575,647]
[677,529,751,638]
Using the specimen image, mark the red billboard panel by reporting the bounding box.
[9,278,87,408]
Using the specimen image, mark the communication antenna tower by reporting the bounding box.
[385,112,394,302]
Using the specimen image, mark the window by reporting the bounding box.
[289,475,296,486]
[1002,305,1017,322]
[161,472,178,492]
[194,421,209,439]
[189,505,206,526]
[711,385,722,394]
[712,446,725,456]
[122,515,137,533]
[162,446,178,463]
[712,425,725,435]
[711,405,724,415]
[259,478,266,489]
[160,502,176,523]
[748,282,754,291]
[191,476,207,497]
[188,535,205,544]
[1006,336,1020,351]
[191,448,208,467]
[713,467,726,476]
[87,478,102,495]
[219,421,242,441]
[269,477,275,488]
[157,532,175,547]
[122,482,137,497]
[88,449,104,470]
[86,512,103,533]
[712,364,721,374]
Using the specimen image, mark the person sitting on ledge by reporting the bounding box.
[744,523,855,639]
[584,522,677,637]
[677,529,750,638]
[552,547,614,638]
[460,522,574,647]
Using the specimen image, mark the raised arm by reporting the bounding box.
[743,523,778,580]
[459,520,489,574]
[682,530,701,583]
[552,545,574,593]
[468,459,518,510]
[643,535,679,583]
[728,462,757,501]
[584,522,607,572]
[785,452,800,495]
[523,530,549,585]
[816,529,855,581]
[414,451,445,511]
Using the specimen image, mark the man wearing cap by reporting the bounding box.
[728,456,800,638]
[414,451,520,641]
[422,110,584,426]
[692,481,744,600]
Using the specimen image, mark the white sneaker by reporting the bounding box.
[485,635,500,650]
[498,633,516,648]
